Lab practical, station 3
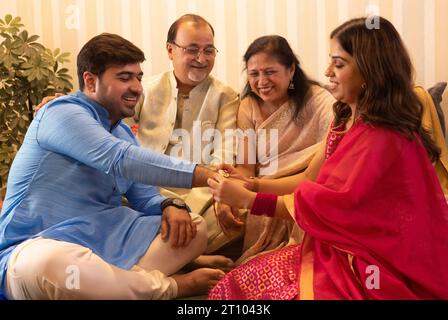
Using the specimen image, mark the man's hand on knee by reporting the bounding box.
[160,206,197,248]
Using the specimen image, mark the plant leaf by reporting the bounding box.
[20,30,28,41]
[0,14,73,187]
[57,68,69,74]
[5,15,12,25]
[28,35,39,43]
[11,17,22,26]
[0,32,12,40]
[30,42,45,51]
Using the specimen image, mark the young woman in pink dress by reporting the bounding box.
[207,16,448,300]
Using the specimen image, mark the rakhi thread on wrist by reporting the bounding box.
[218,169,230,178]
[250,193,277,217]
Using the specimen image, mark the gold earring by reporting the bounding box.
[361,83,367,89]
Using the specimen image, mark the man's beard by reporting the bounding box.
[187,69,208,83]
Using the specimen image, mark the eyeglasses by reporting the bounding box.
[170,42,218,57]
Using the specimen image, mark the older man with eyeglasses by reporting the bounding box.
[126,14,240,271]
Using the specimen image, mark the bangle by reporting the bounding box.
[250,193,277,217]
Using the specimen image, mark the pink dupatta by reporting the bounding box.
[210,120,448,299]
[296,121,448,299]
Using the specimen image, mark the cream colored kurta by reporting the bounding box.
[126,71,239,230]
[131,71,239,165]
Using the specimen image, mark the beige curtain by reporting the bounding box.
[1,0,447,128]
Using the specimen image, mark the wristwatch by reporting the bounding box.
[160,198,192,213]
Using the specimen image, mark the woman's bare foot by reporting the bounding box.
[172,268,225,298]
[186,255,235,272]
[194,255,235,271]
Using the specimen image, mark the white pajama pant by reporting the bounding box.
[5,214,207,300]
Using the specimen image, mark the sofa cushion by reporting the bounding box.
[428,82,447,137]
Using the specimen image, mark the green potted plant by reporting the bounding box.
[0,14,73,194]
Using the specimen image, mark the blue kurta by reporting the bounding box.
[0,91,197,296]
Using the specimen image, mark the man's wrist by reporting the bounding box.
[160,198,192,213]
[192,164,216,187]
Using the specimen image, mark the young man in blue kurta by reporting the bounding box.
[0,33,224,300]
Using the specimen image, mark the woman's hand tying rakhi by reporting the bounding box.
[213,164,258,191]
[207,170,256,209]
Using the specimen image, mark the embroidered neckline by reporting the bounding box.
[325,121,348,160]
